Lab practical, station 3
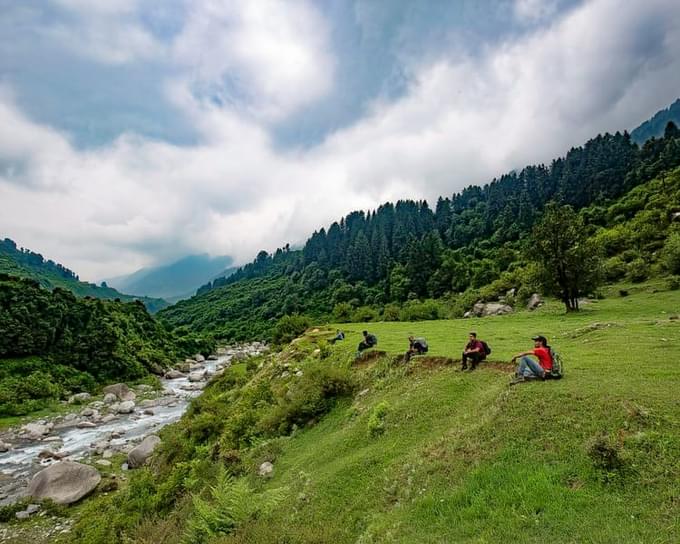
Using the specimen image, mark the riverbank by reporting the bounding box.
[0,342,267,533]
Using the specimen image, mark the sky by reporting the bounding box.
[1,0,680,281]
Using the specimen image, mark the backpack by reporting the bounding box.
[548,349,563,379]
[481,341,491,356]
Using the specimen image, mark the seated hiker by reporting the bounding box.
[405,335,428,361]
[329,329,345,344]
[461,331,486,370]
[510,335,553,384]
[357,330,378,353]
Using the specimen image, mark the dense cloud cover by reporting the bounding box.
[1,0,679,279]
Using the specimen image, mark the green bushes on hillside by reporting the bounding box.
[0,275,214,416]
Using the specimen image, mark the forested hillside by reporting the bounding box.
[0,275,214,416]
[159,123,680,341]
[631,98,680,144]
[0,239,168,312]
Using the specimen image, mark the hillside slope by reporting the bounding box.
[631,98,680,144]
[0,238,168,312]
[106,254,236,301]
[69,282,680,543]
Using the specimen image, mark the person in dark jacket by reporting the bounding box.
[405,335,428,361]
[357,330,378,353]
[461,331,486,370]
[329,329,345,344]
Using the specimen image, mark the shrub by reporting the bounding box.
[183,468,286,542]
[627,258,649,283]
[259,363,355,435]
[666,275,680,291]
[381,303,401,321]
[662,231,680,274]
[367,401,390,437]
[351,306,379,323]
[271,314,312,345]
[399,299,441,321]
[332,302,354,323]
[603,256,627,282]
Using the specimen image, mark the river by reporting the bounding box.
[0,343,266,505]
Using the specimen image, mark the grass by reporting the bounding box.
[218,282,680,543]
[38,281,680,544]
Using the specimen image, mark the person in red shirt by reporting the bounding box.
[461,331,486,370]
[510,335,553,384]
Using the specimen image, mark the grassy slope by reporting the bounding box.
[223,282,679,543]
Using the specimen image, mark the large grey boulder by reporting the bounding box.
[164,369,184,379]
[27,461,101,505]
[127,435,161,468]
[116,400,135,414]
[470,302,514,317]
[527,293,543,311]
[103,393,117,404]
[188,370,206,382]
[102,383,136,402]
[22,423,51,439]
[258,461,274,477]
[194,354,206,363]
[68,392,91,404]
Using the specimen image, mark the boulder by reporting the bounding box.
[527,293,543,311]
[95,459,112,467]
[188,370,206,382]
[100,414,116,423]
[471,302,514,317]
[77,421,97,429]
[258,461,274,477]
[27,461,101,505]
[207,355,218,361]
[116,400,135,414]
[463,311,473,318]
[139,399,157,408]
[103,393,117,404]
[22,423,51,439]
[189,362,204,371]
[38,449,65,461]
[68,392,91,404]
[80,408,95,417]
[164,369,184,379]
[103,383,136,402]
[194,354,206,363]
[127,435,161,468]
[0,440,11,452]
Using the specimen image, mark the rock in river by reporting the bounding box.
[27,461,101,505]
[164,369,184,379]
[103,383,136,402]
[116,400,135,414]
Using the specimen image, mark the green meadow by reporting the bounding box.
[219,282,680,543]
[58,281,680,544]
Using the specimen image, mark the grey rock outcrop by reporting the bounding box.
[116,400,135,414]
[527,293,543,311]
[102,383,136,402]
[164,369,184,379]
[471,302,514,317]
[27,461,101,505]
[127,435,161,468]
[258,461,274,477]
[68,392,91,404]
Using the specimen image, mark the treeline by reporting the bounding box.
[160,124,680,340]
[0,275,213,416]
[0,237,169,312]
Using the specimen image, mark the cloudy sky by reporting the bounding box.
[1,0,679,281]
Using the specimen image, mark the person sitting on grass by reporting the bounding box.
[461,331,486,371]
[405,335,428,361]
[510,335,553,385]
[329,329,345,344]
[357,330,378,355]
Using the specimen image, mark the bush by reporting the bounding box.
[662,231,680,274]
[666,275,680,291]
[627,258,650,283]
[399,299,441,321]
[259,363,355,435]
[367,401,390,437]
[381,304,401,321]
[332,302,354,323]
[603,256,627,282]
[351,306,379,323]
[271,314,312,345]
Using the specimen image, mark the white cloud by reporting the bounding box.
[1,0,680,281]
[172,0,335,121]
[514,0,559,23]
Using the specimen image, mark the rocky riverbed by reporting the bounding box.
[0,342,267,509]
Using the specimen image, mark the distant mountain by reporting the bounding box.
[0,238,168,312]
[631,98,680,144]
[107,254,237,301]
